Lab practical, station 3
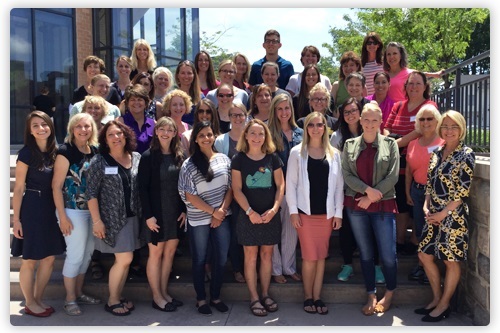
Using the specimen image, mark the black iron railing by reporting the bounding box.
[432,51,490,152]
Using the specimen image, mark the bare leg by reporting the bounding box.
[418,252,442,308]
[429,261,461,316]
[107,252,133,314]
[162,239,179,301]
[301,259,316,300]
[19,259,45,313]
[63,276,77,302]
[243,246,260,302]
[147,242,167,307]
[259,245,274,298]
[312,259,325,300]
[34,255,55,309]
[75,274,85,297]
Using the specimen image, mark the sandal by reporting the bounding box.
[90,261,104,280]
[76,294,101,305]
[314,299,328,315]
[104,303,130,316]
[288,273,302,281]
[261,296,278,312]
[250,300,267,317]
[273,275,287,284]
[120,298,135,311]
[303,298,316,314]
[64,301,82,316]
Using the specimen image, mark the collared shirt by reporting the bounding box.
[122,112,155,154]
[248,56,295,89]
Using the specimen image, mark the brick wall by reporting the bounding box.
[75,9,93,87]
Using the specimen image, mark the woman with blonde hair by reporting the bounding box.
[233,52,251,93]
[231,119,285,316]
[129,38,157,80]
[112,56,133,101]
[416,110,475,322]
[297,83,337,136]
[286,111,343,314]
[82,95,109,130]
[160,89,193,140]
[342,102,399,316]
[52,113,101,315]
[206,59,249,107]
[267,94,303,284]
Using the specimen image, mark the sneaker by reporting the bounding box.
[337,264,353,282]
[408,265,425,281]
[375,265,385,284]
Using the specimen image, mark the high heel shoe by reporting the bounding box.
[421,307,451,322]
[414,306,436,315]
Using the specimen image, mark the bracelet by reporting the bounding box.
[211,207,216,215]
[92,220,102,225]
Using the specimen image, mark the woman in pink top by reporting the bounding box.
[405,104,444,283]
[384,42,444,103]
[367,72,395,129]
[384,71,437,255]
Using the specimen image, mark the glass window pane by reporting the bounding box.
[186,8,193,60]
[46,8,72,15]
[34,10,74,142]
[163,8,181,59]
[112,8,130,49]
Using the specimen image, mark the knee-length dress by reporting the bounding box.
[231,152,283,246]
[11,147,65,260]
[138,149,185,245]
[418,142,475,261]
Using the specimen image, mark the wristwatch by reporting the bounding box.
[245,207,253,215]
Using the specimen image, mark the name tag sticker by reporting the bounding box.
[410,116,416,122]
[105,166,118,175]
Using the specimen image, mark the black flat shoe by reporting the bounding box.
[209,300,229,313]
[196,303,212,316]
[414,306,436,315]
[152,300,176,312]
[171,298,183,307]
[422,307,451,322]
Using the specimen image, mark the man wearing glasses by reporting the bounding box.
[248,30,295,90]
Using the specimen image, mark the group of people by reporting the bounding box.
[14,29,475,322]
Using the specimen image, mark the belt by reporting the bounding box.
[412,182,426,190]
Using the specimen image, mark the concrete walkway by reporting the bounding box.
[10,299,473,327]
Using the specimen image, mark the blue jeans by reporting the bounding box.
[188,218,230,301]
[346,208,397,294]
[410,183,426,241]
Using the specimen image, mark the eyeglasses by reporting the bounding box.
[220,69,235,75]
[307,123,326,129]
[264,39,280,45]
[157,128,176,134]
[440,125,460,131]
[343,109,359,116]
[217,93,234,98]
[419,117,434,122]
[310,97,328,103]
[366,41,378,46]
[229,114,246,119]
[198,109,212,114]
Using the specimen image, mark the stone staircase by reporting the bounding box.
[9,152,433,305]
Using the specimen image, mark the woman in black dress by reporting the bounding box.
[11,111,65,317]
[231,118,285,317]
[138,117,186,312]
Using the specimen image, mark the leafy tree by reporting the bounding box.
[199,27,234,72]
[463,13,490,74]
[323,8,490,89]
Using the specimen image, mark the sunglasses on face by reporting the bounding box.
[366,41,378,45]
[419,117,434,122]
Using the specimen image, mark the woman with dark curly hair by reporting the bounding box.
[87,120,142,316]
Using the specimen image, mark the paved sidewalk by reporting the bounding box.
[10,299,473,327]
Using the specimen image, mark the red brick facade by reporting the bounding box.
[75,9,93,87]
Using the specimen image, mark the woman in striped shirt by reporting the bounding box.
[178,121,233,316]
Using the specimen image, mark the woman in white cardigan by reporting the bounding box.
[286,111,344,315]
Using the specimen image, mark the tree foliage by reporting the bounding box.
[200,27,234,71]
[323,8,490,88]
